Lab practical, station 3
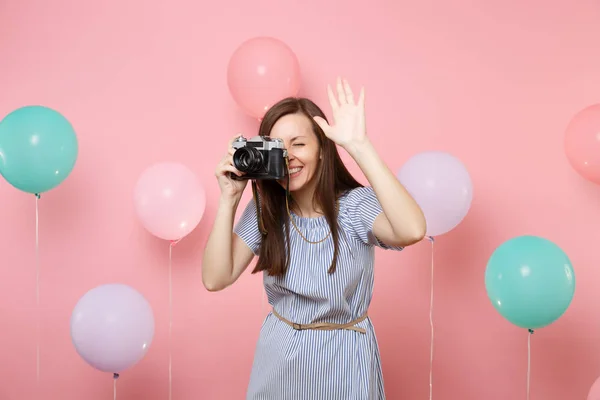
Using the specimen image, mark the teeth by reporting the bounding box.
[289,167,302,174]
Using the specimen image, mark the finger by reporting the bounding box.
[226,154,244,173]
[228,146,235,156]
[217,155,233,172]
[217,162,243,177]
[222,165,244,177]
[336,76,347,104]
[313,116,331,136]
[343,79,354,104]
[358,86,365,108]
[219,154,231,165]
[327,84,339,111]
[228,133,242,148]
[226,154,235,166]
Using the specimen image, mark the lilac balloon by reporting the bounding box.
[70,284,155,373]
[397,151,473,237]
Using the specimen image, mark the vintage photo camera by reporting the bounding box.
[231,135,288,180]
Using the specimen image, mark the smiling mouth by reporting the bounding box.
[289,167,303,176]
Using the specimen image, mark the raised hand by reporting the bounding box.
[313,77,367,151]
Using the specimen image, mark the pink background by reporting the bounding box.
[1,0,599,399]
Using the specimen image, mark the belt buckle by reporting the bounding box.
[292,323,302,330]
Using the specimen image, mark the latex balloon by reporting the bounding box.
[70,284,155,373]
[564,103,600,184]
[0,105,78,194]
[397,151,473,237]
[227,36,301,120]
[485,235,575,330]
[134,162,206,241]
[588,376,600,400]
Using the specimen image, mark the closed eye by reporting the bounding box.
[293,143,305,147]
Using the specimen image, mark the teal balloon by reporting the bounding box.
[485,235,575,330]
[0,105,78,194]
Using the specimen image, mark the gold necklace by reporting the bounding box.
[285,195,335,244]
[283,156,335,244]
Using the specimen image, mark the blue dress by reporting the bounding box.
[234,186,404,400]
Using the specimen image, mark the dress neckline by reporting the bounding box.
[289,211,329,228]
[285,190,350,229]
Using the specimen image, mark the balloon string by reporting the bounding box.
[35,193,41,387]
[527,329,533,400]
[168,239,180,400]
[113,373,119,400]
[427,235,435,400]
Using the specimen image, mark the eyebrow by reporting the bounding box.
[290,136,306,142]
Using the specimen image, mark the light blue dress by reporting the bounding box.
[234,186,404,400]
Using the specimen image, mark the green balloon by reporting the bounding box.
[485,235,575,330]
[0,105,78,194]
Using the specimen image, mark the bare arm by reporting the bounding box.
[201,135,257,292]
[314,78,426,247]
[201,196,255,291]
[346,138,426,247]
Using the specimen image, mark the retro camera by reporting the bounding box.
[230,135,288,180]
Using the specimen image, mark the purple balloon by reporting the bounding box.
[70,284,155,373]
[397,151,473,237]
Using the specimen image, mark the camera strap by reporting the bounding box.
[252,156,331,244]
[251,179,268,236]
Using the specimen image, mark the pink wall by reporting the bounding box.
[1,0,599,398]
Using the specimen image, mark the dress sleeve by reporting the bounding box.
[342,186,404,251]
[233,198,262,255]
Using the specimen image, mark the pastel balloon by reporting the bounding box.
[397,151,473,237]
[485,235,575,330]
[0,105,78,194]
[588,376,600,400]
[134,162,206,241]
[70,284,155,373]
[227,36,301,120]
[564,103,600,184]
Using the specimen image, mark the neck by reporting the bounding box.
[289,182,321,218]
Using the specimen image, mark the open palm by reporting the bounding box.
[313,77,367,149]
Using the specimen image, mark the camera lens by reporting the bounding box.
[233,147,263,173]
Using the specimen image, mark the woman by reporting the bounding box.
[202,78,426,399]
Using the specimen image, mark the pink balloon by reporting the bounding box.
[564,103,600,184]
[397,151,473,237]
[134,162,205,241]
[227,36,301,120]
[588,376,600,400]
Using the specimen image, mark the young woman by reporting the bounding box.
[202,78,426,399]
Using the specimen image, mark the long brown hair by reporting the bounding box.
[251,97,362,277]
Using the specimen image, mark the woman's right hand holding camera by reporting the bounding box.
[203,135,255,292]
[215,135,247,200]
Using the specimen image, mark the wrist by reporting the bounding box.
[219,194,242,209]
[343,137,374,159]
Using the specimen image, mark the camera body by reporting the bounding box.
[231,135,288,180]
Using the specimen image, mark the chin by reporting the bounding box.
[288,182,305,192]
[278,180,302,192]
[277,176,308,193]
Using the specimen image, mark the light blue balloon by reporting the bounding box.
[485,235,575,330]
[0,105,78,194]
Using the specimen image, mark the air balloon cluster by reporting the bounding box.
[0,105,207,377]
[0,35,597,396]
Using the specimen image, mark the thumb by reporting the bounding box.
[313,116,331,134]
